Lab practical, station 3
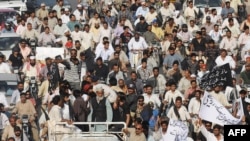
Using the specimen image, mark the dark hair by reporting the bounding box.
[213,124,222,130]
[73,89,81,98]
[109,77,117,86]
[240,89,247,95]
[141,58,147,63]
[175,96,182,102]
[172,60,179,66]
[153,67,159,71]
[190,80,197,84]
[52,95,61,105]
[161,120,169,126]
[137,95,144,101]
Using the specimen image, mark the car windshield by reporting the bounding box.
[194,0,221,7]
[0,36,20,51]
[0,11,17,24]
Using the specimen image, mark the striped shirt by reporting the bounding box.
[64,59,80,82]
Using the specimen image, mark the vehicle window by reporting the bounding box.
[194,0,221,7]
[0,11,17,24]
[0,36,20,51]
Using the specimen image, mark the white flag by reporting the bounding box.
[166,119,189,141]
[199,91,241,126]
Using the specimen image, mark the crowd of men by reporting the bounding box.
[1,0,250,141]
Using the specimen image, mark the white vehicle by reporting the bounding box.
[0,33,21,60]
[50,122,127,141]
[183,0,222,15]
[0,0,27,14]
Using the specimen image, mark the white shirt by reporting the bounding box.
[164,90,184,104]
[95,43,114,56]
[184,7,198,19]
[145,12,157,24]
[0,113,10,129]
[71,30,84,42]
[0,92,9,107]
[200,125,224,141]
[167,105,191,121]
[82,31,93,50]
[53,24,69,37]
[209,30,223,43]
[219,37,237,55]
[222,18,239,28]
[49,105,62,122]
[215,55,236,69]
[142,93,161,109]
[238,33,250,46]
[0,63,11,73]
[128,37,148,52]
[95,47,114,61]
[62,104,70,120]
[188,97,201,115]
[99,27,112,42]
[61,14,70,24]
[73,9,87,21]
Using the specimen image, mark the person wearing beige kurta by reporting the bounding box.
[36,4,49,21]
[12,94,39,141]
[230,0,242,14]
[1,117,21,141]
[210,86,232,108]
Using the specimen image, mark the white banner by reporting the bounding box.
[166,119,189,141]
[36,47,65,60]
[199,91,241,126]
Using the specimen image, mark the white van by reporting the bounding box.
[0,0,27,14]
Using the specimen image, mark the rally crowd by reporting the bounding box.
[1,0,250,141]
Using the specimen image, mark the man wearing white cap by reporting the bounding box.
[159,0,175,23]
[36,3,49,21]
[22,56,41,91]
[73,4,87,22]
[88,85,113,131]
[61,8,70,24]
[135,1,149,17]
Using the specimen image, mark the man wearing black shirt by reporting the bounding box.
[191,31,207,52]
[8,47,23,70]
[94,57,109,82]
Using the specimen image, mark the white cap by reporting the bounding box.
[55,38,62,42]
[30,56,36,60]
[225,0,230,2]
[77,4,82,8]
[95,86,103,92]
[41,3,46,6]
[141,1,146,5]
[108,2,112,5]
[162,0,166,4]
[191,74,196,78]
[174,10,180,16]
[65,8,69,11]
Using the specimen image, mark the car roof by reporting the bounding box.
[0,33,20,37]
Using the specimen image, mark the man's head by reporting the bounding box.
[239,89,247,98]
[168,47,175,55]
[96,57,103,65]
[127,83,136,94]
[195,90,202,100]
[70,49,77,59]
[153,67,159,77]
[19,39,27,48]
[17,82,24,92]
[20,92,27,103]
[14,126,22,137]
[112,64,119,73]
[95,86,104,98]
[135,123,143,135]
[213,124,222,136]
[130,71,137,81]
[161,120,169,132]
[245,63,250,71]
[145,85,153,95]
[175,96,182,108]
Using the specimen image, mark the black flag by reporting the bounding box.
[199,63,233,90]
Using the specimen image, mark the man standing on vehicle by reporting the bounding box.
[88,86,113,131]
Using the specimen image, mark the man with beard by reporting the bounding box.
[12,126,29,141]
[94,57,109,82]
[210,85,232,108]
[126,71,144,95]
[90,23,101,45]
[109,45,129,70]
[10,82,24,105]
[128,32,148,69]
[163,47,183,71]
[106,64,125,85]
[16,19,26,35]
[88,86,113,131]
[64,49,81,90]
[53,18,68,38]
[22,56,41,91]
[1,117,21,141]
[240,63,250,85]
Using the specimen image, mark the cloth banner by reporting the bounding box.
[199,63,233,90]
[199,91,241,126]
[165,119,189,141]
[36,47,65,60]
